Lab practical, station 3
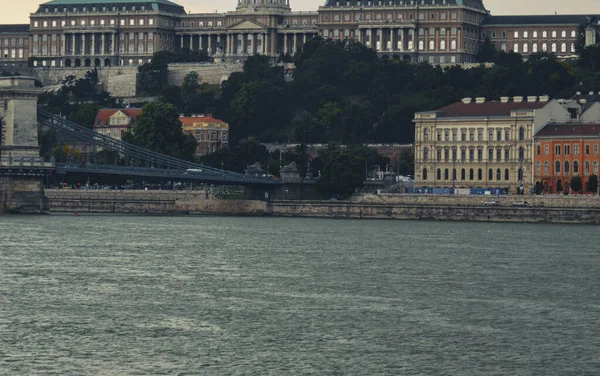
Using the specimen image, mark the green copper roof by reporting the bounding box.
[40,0,184,7]
[38,0,185,13]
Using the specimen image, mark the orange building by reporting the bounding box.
[179,115,229,156]
[534,123,600,194]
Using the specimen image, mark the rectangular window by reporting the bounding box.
[574,144,579,155]
[595,145,599,155]
[586,145,590,155]
[537,145,541,155]
[497,130,502,141]
[555,145,561,155]
[564,145,570,155]
[505,129,510,141]
[545,144,549,155]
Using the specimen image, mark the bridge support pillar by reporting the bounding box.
[0,76,48,214]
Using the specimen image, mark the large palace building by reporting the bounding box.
[0,0,598,69]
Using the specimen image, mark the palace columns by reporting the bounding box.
[250,33,255,55]
[91,33,96,55]
[292,33,297,54]
[81,33,86,55]
[208,34,212,55]
[101,33,105,55]
[283,33,288,54]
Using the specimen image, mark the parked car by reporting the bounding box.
[512,201,530,207]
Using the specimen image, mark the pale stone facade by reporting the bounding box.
[0,0,597,69]
[413,96,564,194]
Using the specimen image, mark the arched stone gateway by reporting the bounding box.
[84,58,91,67]
[94,58,101,67]
[65,59,71,67]
[104,58,111,67]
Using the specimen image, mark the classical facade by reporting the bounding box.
[180,115,229,156]
[533,92,600,194]
[0,0,598,68]
[93,108,142,140]
[413,96,569,194]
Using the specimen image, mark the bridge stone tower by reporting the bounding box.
[0,77,43,162]
[0,76,49,214]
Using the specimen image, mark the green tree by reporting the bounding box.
[478,37,498,63]
[123,102,197,161]
[138,59,169,95]
[292,111,325,143]
[587,174,599,193]
[67,103,101,129]
[570,175,583,193]
[315,145,366,199]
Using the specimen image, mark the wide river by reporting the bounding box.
[1,215,599,375]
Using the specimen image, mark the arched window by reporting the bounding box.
[489,168,493,181]
[595,162,599,174]
[423,168,428,181]
[585,161,590,174]
[501,43,507,52]
[552,31,557,38]
[571,30,577,38]
[573,161,579,174]
[461,168,466,180]
[552,43,557,53]
[418,40,424,50]
[519,147,524,161]
[440,40,446,50]
[542,43,548,52]
[496,169,501,181]
[429,40,435,50]
[514,31,519,38]
[444,168,449,180]
[450,40,457,50]
[555,161,561,174]
[478,169,483,181]
[513,43,519,53]
[523,44,528,53]
[571,43,576,53]
[544,161,549,174]
[542,31,548,38]
[533,43,538,53]
[469,168,474,180]
[533,31,538,38]
[423,128,429,141]
[519,127,525,141]
[518,168,524,181]
[561,30,566,38]
[561,43,567,53]
[505,169,510,181]
[564,161,570,174]
[524,31,528,38]
[437,168,442,180]
[452,169,457,181]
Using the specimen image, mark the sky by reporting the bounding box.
[2,0,600,24]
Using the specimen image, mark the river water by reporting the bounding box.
[0,215,599,375]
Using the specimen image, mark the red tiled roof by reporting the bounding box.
[179,116,227,126]
[435,101,548,117]
[93,108,143,127]
[536,123,600,138]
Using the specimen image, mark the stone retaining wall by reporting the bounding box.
[34,63,242,97]
[45,190,600,223]
[0,177,49,214]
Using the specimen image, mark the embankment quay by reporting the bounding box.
[44,190,600,224]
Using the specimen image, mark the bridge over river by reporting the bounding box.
[0,76,275,213]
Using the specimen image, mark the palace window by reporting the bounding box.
[555,145,561,155]
[478,169,483,180]
[574,161,579,174]
[544,162,549,174]
[585,161,590,174]
[555,161,561,174]
[505,169,510,181]
[564,161,570,174]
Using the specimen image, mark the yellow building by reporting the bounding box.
[413,96,573,194]
[180,115,229,156]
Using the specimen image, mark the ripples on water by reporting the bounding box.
[1,215,599,375]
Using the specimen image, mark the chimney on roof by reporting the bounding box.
[527,96,537,103]
[500,96,510,103]
[475,97,486,104]
[539,95,550,102]
[461,97,472,104]
[513,96,524,103]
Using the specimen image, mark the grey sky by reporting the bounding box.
[3,0,600,23]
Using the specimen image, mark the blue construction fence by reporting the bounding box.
[409,187,509,195]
